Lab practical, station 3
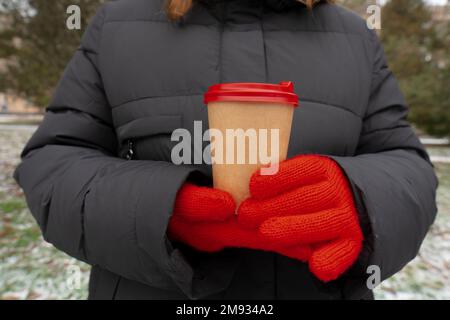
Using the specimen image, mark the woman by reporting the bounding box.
[15,0,438,300]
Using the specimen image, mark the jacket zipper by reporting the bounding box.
[125,139,135,160]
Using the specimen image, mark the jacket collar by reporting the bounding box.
[265,0,302,11]
[197,0,303,23]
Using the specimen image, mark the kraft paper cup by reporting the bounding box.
[204,81,299,206]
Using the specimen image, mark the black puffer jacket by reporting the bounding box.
[14,0,438,300]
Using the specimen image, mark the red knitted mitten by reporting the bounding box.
[237,155,364,282]
[168,183,311,261]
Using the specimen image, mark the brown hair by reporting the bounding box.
[165,0,330,21]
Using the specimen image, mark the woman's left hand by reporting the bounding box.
[237,155,364,282]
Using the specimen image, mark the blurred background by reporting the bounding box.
[0,0,449,300]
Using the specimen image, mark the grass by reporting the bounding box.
[0,199,27,214]
[0,196,91,300]
[0,128,89,300]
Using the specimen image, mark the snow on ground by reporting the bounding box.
[0,126,449,300]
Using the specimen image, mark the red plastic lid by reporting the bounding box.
[204,81,299,106]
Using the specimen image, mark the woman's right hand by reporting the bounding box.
[168,183,311,261]
[168,183,237,251]
[172,183,236,223]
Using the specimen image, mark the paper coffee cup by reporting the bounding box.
[204,81,299,205]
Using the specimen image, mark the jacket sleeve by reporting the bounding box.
[331,30,438,298]
[13,6,201,295]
